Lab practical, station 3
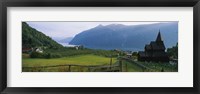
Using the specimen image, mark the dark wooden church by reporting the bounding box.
[138,31,169,62]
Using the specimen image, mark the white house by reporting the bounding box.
[35,47,43,53]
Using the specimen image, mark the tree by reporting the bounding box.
[167,43,178,59]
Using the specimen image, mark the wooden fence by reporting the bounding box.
[22,64,121,72]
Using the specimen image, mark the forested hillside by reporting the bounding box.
[22,22,63,48]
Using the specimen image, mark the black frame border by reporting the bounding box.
[0,0,200,94]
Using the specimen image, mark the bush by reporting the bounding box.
[30,52,62,58]
[44,53,51,59]
[50,53,62,58]
[30,52,43,58]
[43,53,62,58]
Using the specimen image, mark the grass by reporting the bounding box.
[118,57,178,72]
[22,54,117,72]
[44,47,119,58]
[113,61,143,72]
[137,61,178,72]
[122,62,144,72]
[22,54,178,72]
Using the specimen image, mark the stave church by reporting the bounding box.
[138,31,169,62]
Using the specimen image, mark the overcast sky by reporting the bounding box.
[26,21,166,40]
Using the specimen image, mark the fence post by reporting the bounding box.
[78,66,81,72]
[88,67,91,72]
[68,65,71,72]
[119,59,122,72]
[126,63,128,72]
[110,56,112,70]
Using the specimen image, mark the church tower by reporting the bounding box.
[156,30,162,42]
[138,30,169,62]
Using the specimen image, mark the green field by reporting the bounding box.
[22,54,117,72]
[22,54,178,72]
[121,62,144,72]
[119,58,178,72]
[119,59,178,72]
[138,61,178,72]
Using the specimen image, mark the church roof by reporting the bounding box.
[152,52,168,57]
[156,31,162,42]
[138,51,146,57]
[138,31,169,62]
[144,31,166,51]
[145,44,151,50]
[138,51,168,58]
[150,41,165,50]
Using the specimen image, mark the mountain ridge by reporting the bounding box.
[69,22,178,51]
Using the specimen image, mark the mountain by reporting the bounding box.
[69,22,178,51]
[22,22,63,48]
[58,37,74,43]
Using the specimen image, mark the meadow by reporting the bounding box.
[119,57,178,72]
[138,61,178,72]
[22,54,117,72]
[23,53,178,72]
[121,62,144,72]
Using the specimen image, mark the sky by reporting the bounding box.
[26,21,166,40]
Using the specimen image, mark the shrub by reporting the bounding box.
[30,52,43,58]
[44,53,51,59]
[30,52,62,58]
[50,53,62,58]
[43,53,62,58]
